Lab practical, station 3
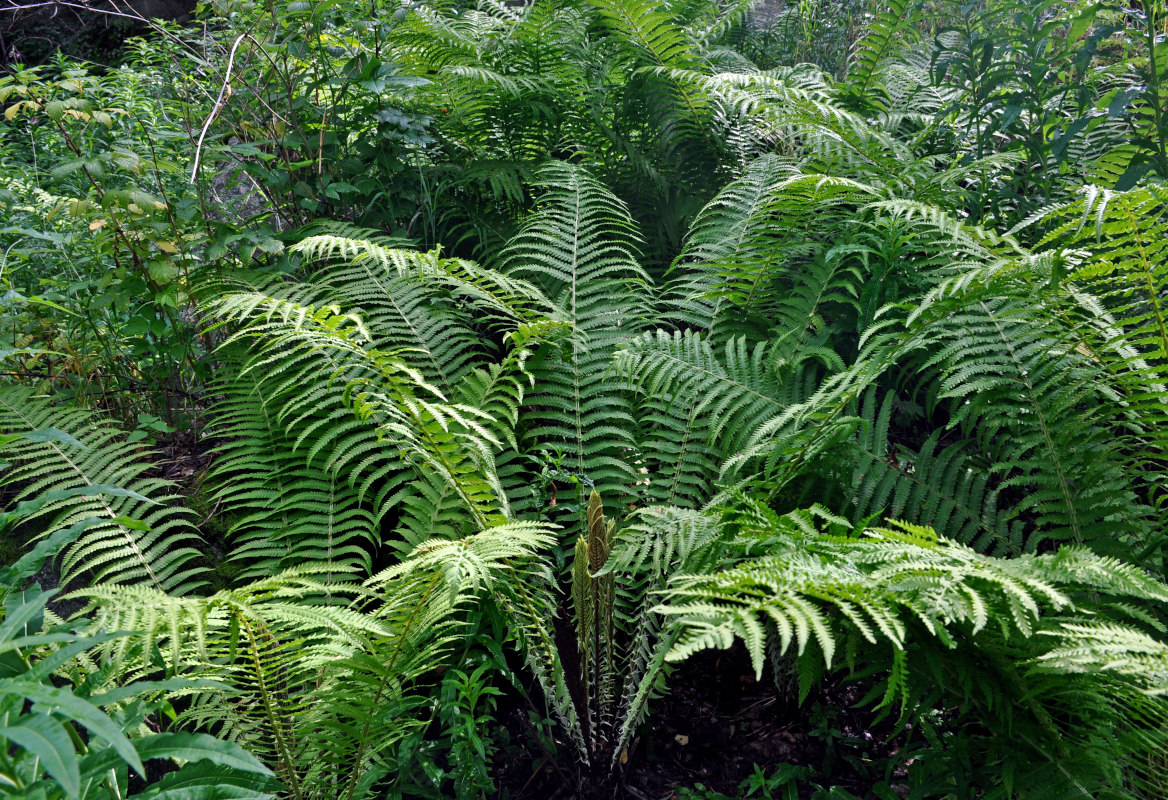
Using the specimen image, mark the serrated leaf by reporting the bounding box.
[148,261,179,283]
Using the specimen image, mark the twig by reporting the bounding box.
[190,32,247,183]
[196,498,222,528]
[516,756,548,796]
[0,0,208,65]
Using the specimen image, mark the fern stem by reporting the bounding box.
[341,572,442,800]
[239,612,305,800]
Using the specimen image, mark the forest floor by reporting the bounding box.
[494,646,910,799]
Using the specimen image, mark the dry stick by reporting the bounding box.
[190,32,247,184]
[192,42,292,230]
[188,28,301,230]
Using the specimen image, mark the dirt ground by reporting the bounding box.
[493,645,909,800]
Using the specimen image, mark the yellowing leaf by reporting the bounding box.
[89,219,107,231]
[154,241,178,253]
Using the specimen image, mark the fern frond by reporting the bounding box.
[502,162,648,528]
[911,295,1153,554]
[616,330,795,461]
[209,292,508,550]
[657,501,1168,682]
[844,389,1024,555]
[1038,621,1168,695]
[1028,186,1168,512]
[77,522,556,799]
[845,0,921,107]
[588,0,700,69]
[0,386,205,594]
[207,373,377,582]
[665,162,874,336]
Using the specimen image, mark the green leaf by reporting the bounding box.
[81,731,273,788]
[131,762,280,799]
[135,786,275,800]
[0,428,85,449]
[0,587,55,646]
[0,515,145,592]
[132,733,273,776]
[147,260,179,283]
[0,682,145,777]
[0,713,80,799]
[1068,5,1097,43]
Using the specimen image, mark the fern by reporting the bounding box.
[906,289,1155,556]
[1028,186,1168,512]
[588,0,700,69]
[494,491,732,773]
[502,162,648,529]
[844,0,921,108]
[0,386,205,594]
[840,390,1022,554]
[662,159,874,339]
[658,499,1168,672]
[1038,621,1168,696]
[655,496,1168,796]
[76,522,555,800]
[616,331,797,463]
[210,291,511,550]
[9,7,1168,795]
[207,373,377,581]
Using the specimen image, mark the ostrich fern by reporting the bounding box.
[75,524,555,800]
[656,496,1168,799]
[0,387,205,594]
[8,3,1168,791]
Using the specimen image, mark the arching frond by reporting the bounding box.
[842,389,1024,555]
[76,522,555,799]
[911,295,1154,555]
[665,161,874,337]
[209,292,510,551]
[0,387,205,594]
[844,0,922,108]
[615,331,797,461]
